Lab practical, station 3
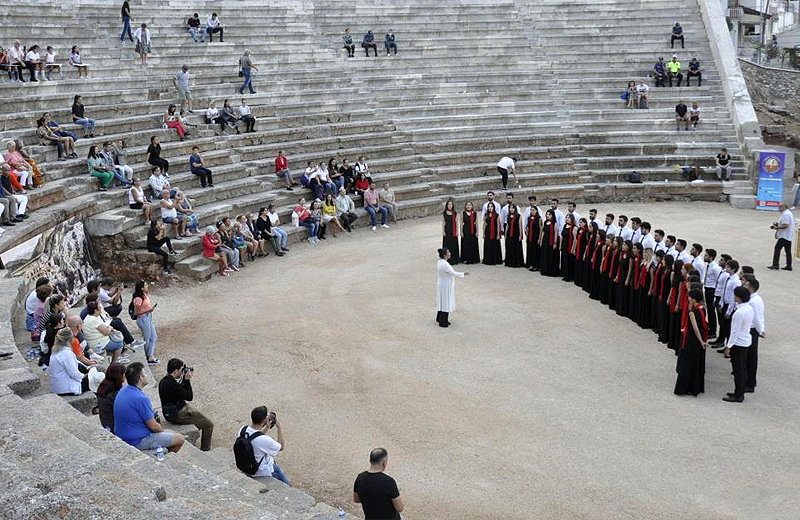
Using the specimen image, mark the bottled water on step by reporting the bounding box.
[155,447,166,461]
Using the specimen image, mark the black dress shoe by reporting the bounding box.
[722,396,743,403]
[744,387,754,393]
[782,266,793,271]
[2,221,15,226]
[12,217,23,223]
[19,214,28,219]
[766,265,779,270]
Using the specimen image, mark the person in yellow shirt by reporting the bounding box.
[667,54,683,87]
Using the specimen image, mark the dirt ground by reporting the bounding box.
[149,202,800,520]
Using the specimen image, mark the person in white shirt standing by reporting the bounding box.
[481,191,501,222]
[496,156,517,191]
[617,215,633,241]
[768,203,794,271]
[689,243,705,280]
[701,248,721,338]
[652,229,667,255]
[551,199,565,233]
[722,287,754,403]
[675,239,691,263]
[501,192,519,227]
[630,217,642,243]
[602,213,619,238]
[743,275,765,394]
[567,202,581,228]
[639,221,655,254]
[712,259,740,349]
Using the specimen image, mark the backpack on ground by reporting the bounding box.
[233,426,265,475]
[628,171,643,183]
[127,300,137,321]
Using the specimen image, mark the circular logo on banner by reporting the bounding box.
[763,155,782,174]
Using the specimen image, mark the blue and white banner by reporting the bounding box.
[755,151,785,210]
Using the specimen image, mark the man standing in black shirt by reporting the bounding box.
[353,448,404,520]
[675,100,689,132]
[158,358,214,451]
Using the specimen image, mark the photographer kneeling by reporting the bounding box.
[158,358,214,451]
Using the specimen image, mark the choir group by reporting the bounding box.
[441,192,766,402]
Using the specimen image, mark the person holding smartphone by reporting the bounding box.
[132,280,160,366]
[240,405,288,484]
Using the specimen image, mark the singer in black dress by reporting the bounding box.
[482,203,503,265]
[573,218,588,288]
[539,209,560,276]
[442,199,460,265]
[582,223,599,293]
[504,205,524,267]
[460,201,480,264]
[525,204,542,271]
[614,239,632,317]
[674,289,709,396]
[628,243,643,322]
[560,214,576,282]
[588,229,607,300]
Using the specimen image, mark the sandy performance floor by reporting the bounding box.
[151,202,800,520]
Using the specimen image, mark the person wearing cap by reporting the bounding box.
[49,327,91,396]
[670,22,684,49]
[653,57,667,87]
[667,55,682,87]
[686,57,701,86]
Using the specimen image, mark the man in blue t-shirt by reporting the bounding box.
[189,146,213,188]
[114,362,184,453]
[671,22,684,49]
[686,57,702,86]
[653,57,667,87]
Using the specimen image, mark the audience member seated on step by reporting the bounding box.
[267,205,290,253]
[1,165,29,218]
[159,358,215,451]
[231,223,253,264]
[677,163,703,182]
[328,158,343,191]
[30,284,51,342]
[129,178,152,220]
[316,161,337,197]
[303,162,323,200]
[3,142,35,191]
[69,45,89,77]
[8,41,26,81]
[114,362,185,453]
[219,100,241,134]
[163,104,189,141]
[39,306,64,369]
[206,12,224,42]
[173,64,193,113]
[353,448,404,520]
[96,362,125,433]
[688,102,699,129]
[340,158,355,192]
[202,225,231,277]
[216,219,241,270]
[175,191,199,234]
[187,13,205,42]
[133,24,151,66]
[109,139,133,179]
[686,57,701,86]
[0,45,22,82]
[100,142,132,188]
[675,100,690,131]
[50,327,93,396]
[44,112,79,142]
[310,199,327,240]
[67,314,103,367]
[354,171,370,195]
[14,140,43,187]
[670,22,684,49]
[322,194,347,237]
[237,98,256,132]
[205,101,227,133]
[188,146,213,188]
[385,30,398,55]
[25,278,49,333]
[147,136,170,176]
[343,28,355,57]
[24,45,45,82]
[380,182,398,222]
[623,81,636,109]
[83,296,125,364]
[132,280,161,365]
[36,118,74,161]
[238,50,257,95]
[715,148,731,181]
[275,150,294,191]
[147,220,177,275]
[99,278,124,318]
[81,281,139,350]
[362,30,379,57]
[294,197,319,244]
[44,46,62,80]
[335,187,357,232]
[71,95,95,137]
[364,182,390,232]
[237,405,288,484]
[667,54,682,87]
[160,191,187,238]
[87,145,116,191]
[355,155,372,179]
[636,81,650,109]
[149,167,175,199]
[254,206,280,255]
[244,213,263,252]
[235,215,263,259]
[653,57,667,87]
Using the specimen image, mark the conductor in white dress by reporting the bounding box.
[436,247,469,328]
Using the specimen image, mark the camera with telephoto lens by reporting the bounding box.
[182,365,194,374]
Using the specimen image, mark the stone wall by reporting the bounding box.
[740,60,800,107]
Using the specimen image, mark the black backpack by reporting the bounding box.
[628,171,643,184]
[128,300,137,321]
[233,426,265,475]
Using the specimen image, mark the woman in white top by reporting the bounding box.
[49,327,90,395]
[24,45,44,82]
[436,247,468,328]
[205,101,225,132]
[43,46,61,80]
[133,23,151,65]
[335,187,357,232]
[69,45,89,78]
[83,297,125,363]
[128,178,151,220]
[380,182,398,222]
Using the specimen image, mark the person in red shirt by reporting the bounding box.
[274,150,294,191]
[202,226,230,277]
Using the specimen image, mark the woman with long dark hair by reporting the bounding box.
[96,362,126,432]
[482,203,502,265]
[504,204,524,268]
[656,254,674,343]
[573,218,588,287]
[460,201,480,264]
[524,204,542,272]
[539,209,559,276]
[665,259,684,350]
[146,135,170,173]
[87,144,115,190]
[674,289,709,396]
[588,229,606,300]
[598,234,615,304]
[615,239,632,316]
[628,243,643,322]
[582,222,599,293]
[132,280,160,365]
[637,249,654,328]
[560,214,576,281]
[436,247,468,327]
[442,199,460,265]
